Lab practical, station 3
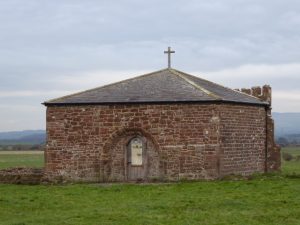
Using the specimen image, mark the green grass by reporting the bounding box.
[0,148,299,225]
[281,147,300,175]
[0,151,44,169]
[0,179,300,225]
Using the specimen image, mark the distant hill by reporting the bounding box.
[273,112,300,137]
[0,130,46,145]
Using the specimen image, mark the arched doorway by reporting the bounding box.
[127,136,147,181]
[101,128,163,182]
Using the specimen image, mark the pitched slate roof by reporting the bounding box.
[44,68,268,106]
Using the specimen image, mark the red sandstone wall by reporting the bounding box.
[219,104,266,176]
[45,103,267,182]
[237,85,281,171]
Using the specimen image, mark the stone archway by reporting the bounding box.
[126,136,146,181]
[101,128,163,182]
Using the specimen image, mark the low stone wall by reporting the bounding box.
[0,167,44,184]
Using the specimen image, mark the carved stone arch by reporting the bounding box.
[100,127,163,182]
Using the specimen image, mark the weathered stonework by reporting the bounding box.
[45,97,279,182]
[0,168,44,184]
[239,85,281,172]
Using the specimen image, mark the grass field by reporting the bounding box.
[281,147,300,175]
[0,148,299,225]
[0,151,44,169]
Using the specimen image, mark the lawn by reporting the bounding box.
[0,148,299,225]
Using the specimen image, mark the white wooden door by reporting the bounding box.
[127,137,146,181]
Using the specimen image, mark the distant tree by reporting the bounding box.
[291,140,298,146]
[30,144,44,150]
[277,137,289,147]
[282,152,293,161]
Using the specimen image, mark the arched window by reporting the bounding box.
[129,137,143,166]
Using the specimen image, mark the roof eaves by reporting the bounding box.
[43,99,269,106]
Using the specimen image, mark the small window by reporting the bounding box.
[130,138,143,166]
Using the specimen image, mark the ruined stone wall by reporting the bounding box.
[45,103,268,182]
[237,85,281,172]
[0,168,44,184]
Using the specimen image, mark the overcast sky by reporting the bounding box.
[0,0,300,131]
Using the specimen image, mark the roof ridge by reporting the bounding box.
[44,68,170,104]
[168,68,222,100]
[171,68,266,103]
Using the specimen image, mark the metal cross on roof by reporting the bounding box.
[164,47,175,68]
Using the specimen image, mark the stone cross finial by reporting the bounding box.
[164,47,175,68]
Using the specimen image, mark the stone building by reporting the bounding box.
[43,68,280,182]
